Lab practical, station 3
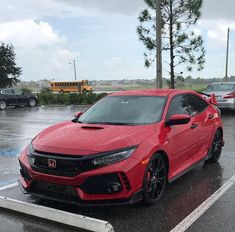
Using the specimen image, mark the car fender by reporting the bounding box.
[132,133,172,169]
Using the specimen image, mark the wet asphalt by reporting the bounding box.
[0,106,235,232]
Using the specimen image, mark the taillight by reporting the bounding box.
[223,91,235,99]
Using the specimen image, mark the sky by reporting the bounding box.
[0,0,235,81]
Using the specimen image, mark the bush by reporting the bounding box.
[21,87,32,93]
[37,91,107,105]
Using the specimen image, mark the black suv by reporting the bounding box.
[0,88,38,110]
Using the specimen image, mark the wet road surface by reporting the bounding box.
[0,106,234,232]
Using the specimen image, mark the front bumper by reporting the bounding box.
[18,180,143,206]
[18,148,145,206]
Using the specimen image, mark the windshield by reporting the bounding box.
[205,84,235,92]
[79,96,166,125]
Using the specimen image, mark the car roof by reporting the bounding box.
[110,89,196,97]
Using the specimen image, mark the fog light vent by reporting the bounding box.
[120,172,131,191]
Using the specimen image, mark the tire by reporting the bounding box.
[29,98,36,107]
[0,100,7,110]
[207,130,223,163]
[142,153,167,204]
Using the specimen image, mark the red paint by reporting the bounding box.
[19,89,223,204]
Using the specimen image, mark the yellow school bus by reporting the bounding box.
[50,80,93,93]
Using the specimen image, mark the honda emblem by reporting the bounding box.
[48,159,57,169]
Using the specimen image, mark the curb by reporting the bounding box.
[0,184,114,232]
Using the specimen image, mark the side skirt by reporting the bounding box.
[168,154,210,184]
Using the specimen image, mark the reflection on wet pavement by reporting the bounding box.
[0,106,87,184]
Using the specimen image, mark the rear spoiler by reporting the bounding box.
[197,92,218,106]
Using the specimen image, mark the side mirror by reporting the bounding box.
[74,111,83,119]
[209,93,217,106]
[165,114,191,126]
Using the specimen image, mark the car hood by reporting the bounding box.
[33,121,155,155]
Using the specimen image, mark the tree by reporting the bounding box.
[0,42,22,88]
[137,0,205,89]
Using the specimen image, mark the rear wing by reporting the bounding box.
[197,92,218,106]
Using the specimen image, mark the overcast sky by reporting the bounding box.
[0,0,234,81]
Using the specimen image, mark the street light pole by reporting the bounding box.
[73,59,77,81]
[156,0,163,88]
[225,28,230,82]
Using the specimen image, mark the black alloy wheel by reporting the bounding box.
[207,130,223,163]
[143,153,167,204]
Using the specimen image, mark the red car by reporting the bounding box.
[18,89,224,206]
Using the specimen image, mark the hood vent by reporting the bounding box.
[81,126,104,130]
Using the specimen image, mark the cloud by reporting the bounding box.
[54,0,145,15]
[201,0,235,20]
[0,0,145,24]
[0,0,99,23]
[199,19,235,47]
[0,19,76,81]
[0,0,234,22]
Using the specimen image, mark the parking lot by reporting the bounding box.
[0,106,235,232]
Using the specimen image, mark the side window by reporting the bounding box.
[167,95,189,118]
[13,89,23,95]
[186,94,209,116]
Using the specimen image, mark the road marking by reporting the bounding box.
[0,196,114,232]
[0,182,18,192]
[170,174,235,232]
[0,179,18,188]
[0,137,32,142]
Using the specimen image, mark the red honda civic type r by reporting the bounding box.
[18,89,224,206]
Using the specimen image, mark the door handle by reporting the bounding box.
[208,114,214,119]
[190,123,198,129]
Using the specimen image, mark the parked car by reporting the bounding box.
[18,89,224,206]
[204,82,235,110]
[0,88,38,110]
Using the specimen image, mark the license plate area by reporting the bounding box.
[33,181,77,198]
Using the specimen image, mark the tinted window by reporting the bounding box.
[186,94,208,116]
[79,96,166,125]
[167,95,189,118]
[13,89,23,95]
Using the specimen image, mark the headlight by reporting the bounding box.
[91,147,136,167]
[27,142,35,156]
[27,143,36,164]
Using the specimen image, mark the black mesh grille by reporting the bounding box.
[28,151,93,177]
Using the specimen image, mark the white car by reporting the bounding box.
[204,82,235,110]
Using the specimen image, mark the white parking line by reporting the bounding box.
[0,182,18,192]
[0,137,32,142]
[170,174,235,232]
